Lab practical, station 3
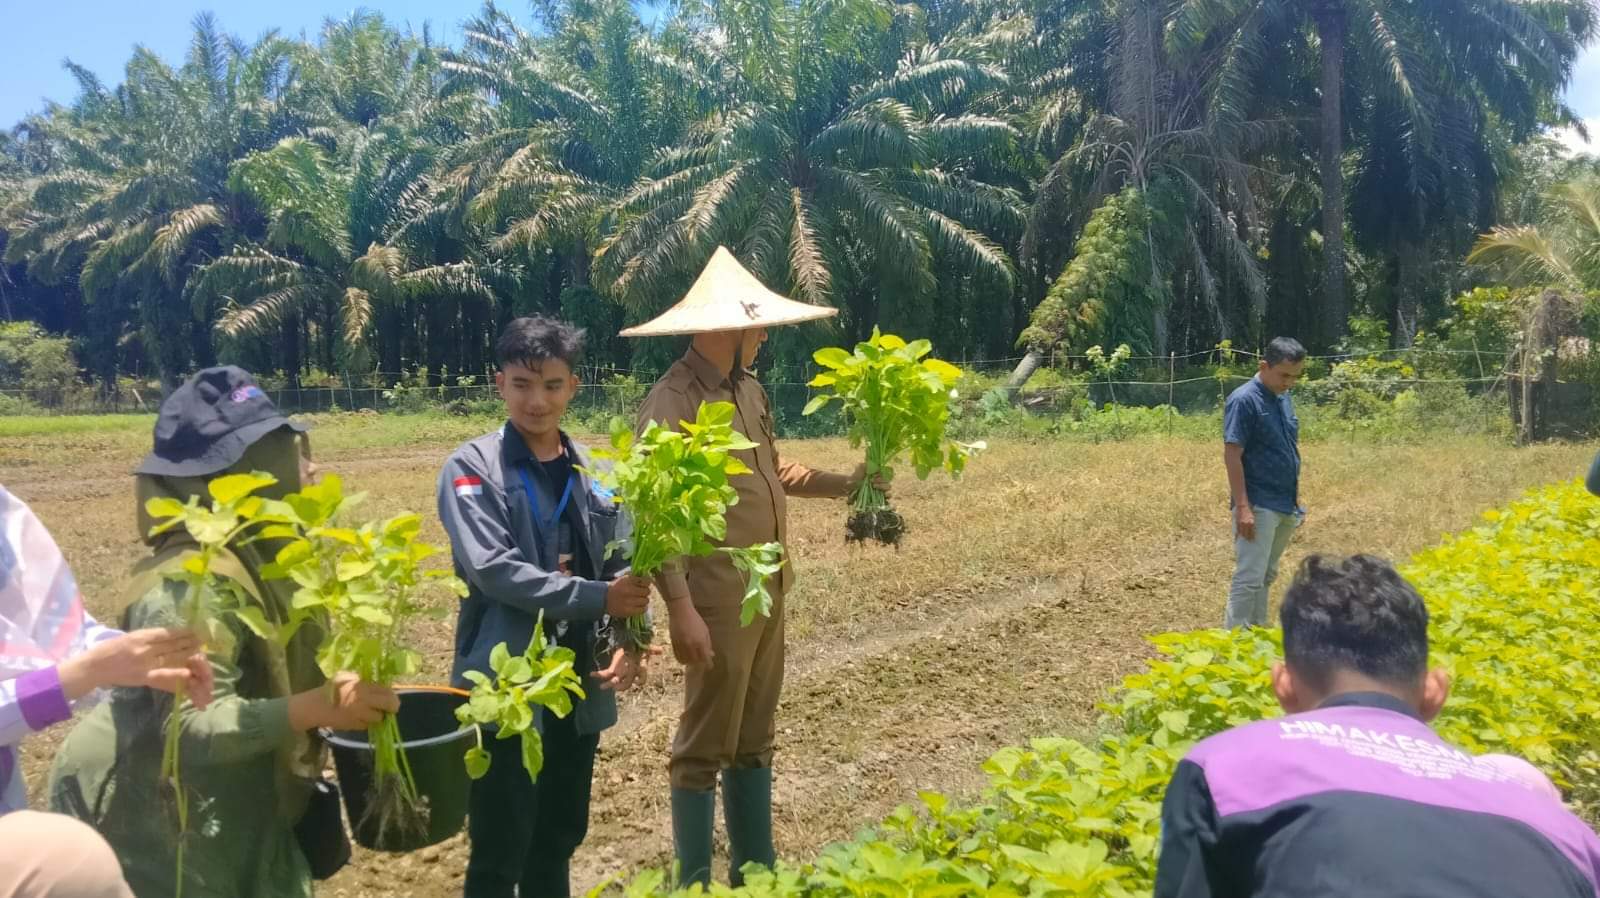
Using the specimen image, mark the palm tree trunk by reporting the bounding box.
[1004,348,1046,399]
[1313,4,1349,348]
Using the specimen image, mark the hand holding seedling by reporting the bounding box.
[585,402,788,634]
[57,627,215,707]
[605,573,652,618]
[846,463,892,499]
[289,672,400,731]
[804,329,981,546]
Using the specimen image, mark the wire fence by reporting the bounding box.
[0,346,1527,432]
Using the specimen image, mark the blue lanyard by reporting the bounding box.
[516,463,575,538]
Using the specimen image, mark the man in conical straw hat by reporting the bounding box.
[628,246,885,888]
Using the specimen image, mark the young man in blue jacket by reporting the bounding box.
[437,317,654,898]
[1156,554,1600,898]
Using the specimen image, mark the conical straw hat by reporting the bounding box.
[619,246,837,337]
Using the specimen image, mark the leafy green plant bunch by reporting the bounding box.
[454,612,586,782]
[258,473,467,843]
[143,472,297,895]
[586,401,786,629]
[804,329,982,547]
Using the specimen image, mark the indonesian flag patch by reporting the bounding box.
[453,475,484,498]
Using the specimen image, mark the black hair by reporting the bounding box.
[1280,554,1429,691]
[495,316,586,372]
[1264,337,1307,366]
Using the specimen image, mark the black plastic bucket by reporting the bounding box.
[326,686,475,852]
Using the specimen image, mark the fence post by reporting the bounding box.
[1167,352,1176,435]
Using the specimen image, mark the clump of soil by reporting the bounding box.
[846,507,906,547]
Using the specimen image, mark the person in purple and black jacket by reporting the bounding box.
[1155,553,1600,898]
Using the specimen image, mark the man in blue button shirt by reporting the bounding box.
[1222,337,1307,628]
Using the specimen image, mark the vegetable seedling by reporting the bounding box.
[454,612,586,782]
[259,474,466,846]
[803,329,982,546]
[585,400,786,629]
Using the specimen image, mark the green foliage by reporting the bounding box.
[1021,188,1160,355]
[257,473,466,836]
[804,329,979,542]
[592,478,1600,898]
[585,401,786,630]
[456,613,586,783]
[142,471,295,894]
[0,322,79,406]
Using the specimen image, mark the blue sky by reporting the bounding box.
[3,2,1600,141]
[0,2,668,126]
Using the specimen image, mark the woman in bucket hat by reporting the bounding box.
[630,247,886,888]
[48,367,398,898]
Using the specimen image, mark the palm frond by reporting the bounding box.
[1467,225,1581,289]
[787,188,832,306]
[216,283,323,336]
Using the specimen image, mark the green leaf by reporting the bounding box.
[802,395,832,416]
[209,472,277,506]
[464,744,492,780]
[489,642,511,675]
[230,605,274,640]
[336,559,377,582]
[350,605,393,626]
[520,729,545,780]
[813,347,852,369]
[145,497,185,520]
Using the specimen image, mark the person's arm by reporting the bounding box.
[1587,450,1600,497]
[1222,396,1255,540]
[126,583,391,764]
[775,457,854,499]
[1154,759,1223,898]
[437,449,608,622]
[0,618,207,746]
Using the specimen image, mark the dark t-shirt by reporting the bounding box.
[531,451,591,650]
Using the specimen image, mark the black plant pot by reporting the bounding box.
[326,686,474,852]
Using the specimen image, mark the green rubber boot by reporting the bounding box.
[722,767,775,887]
[671,787,715,889]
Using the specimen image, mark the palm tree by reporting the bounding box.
[436,0,698,361]
[1168,0,1594,346]
[1004,0,1274,392]
[189,132,514,381]
[0,16,304,386]
[590,0,1024,353]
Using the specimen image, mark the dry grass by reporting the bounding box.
[3,412,1593,896]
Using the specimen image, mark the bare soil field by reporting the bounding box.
[4,413,1591,896]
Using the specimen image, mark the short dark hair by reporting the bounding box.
[1264,337,1307,366]
[1280,554,1429,691]
[495,316,585,372]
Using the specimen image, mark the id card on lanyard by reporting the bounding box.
[516,465,575,573]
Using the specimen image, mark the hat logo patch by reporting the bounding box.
[230,385,265,403]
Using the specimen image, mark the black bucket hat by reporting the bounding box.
[135,366,307,477]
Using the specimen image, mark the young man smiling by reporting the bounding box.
[437,317,654,898]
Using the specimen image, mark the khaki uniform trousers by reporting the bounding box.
[669,581,786,792]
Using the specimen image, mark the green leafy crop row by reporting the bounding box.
[594,479,1600,898]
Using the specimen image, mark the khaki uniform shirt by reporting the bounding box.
[636,347,848,604]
